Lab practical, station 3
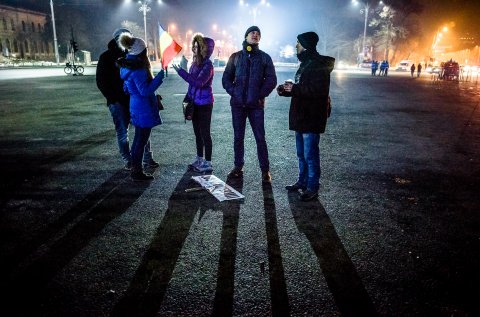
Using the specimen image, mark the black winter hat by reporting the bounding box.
[297,31,319,50]
[245,26,261,38]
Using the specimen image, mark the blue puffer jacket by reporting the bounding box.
[222,43,277,108]
[177,37,215,105]
[119,55,164,128]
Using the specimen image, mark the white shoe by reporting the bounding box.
[188,156,203,170]
[194,160,213,173]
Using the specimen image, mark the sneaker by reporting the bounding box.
[131,171,154,181]
[194,160,213,173]
[262,171,272,183]
[285,182,306,191]
[188,156,204,170]
[227,166,243,178]
[143,159,160,169]
[124,161,132,171]
[299,190,318,201]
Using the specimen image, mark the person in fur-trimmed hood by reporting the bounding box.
[277,31,335,201]
[173,33,215,173]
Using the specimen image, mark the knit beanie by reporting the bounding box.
[119,33,146,56]
[244,26,261,38]
[297,31,319,50]
[112,27,131,40]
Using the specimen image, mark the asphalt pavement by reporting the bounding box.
[0,67,479,317]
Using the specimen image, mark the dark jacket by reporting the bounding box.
[119,55,164,128]
[177,37,215,106]
[281,50,334,133]
[96,39,129,107]
[222,43,277,108]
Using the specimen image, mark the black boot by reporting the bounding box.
[131,169,154,181]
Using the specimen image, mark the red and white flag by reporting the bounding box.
[158,24,182,70]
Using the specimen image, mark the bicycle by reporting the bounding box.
[64,62,84,75]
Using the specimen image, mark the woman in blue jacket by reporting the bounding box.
[173,34,215,173]
[117,33,165,181]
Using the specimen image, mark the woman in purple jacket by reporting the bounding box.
[173,34,215,173]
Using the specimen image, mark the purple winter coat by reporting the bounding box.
[177,37,215,106]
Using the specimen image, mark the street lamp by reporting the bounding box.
[239,0,270,25]
[137,0,151,44]
[430,25,448,61]
[352,0,383,60]
[49,0,59,64]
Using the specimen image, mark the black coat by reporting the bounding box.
[286,50,334,133]
[96,39,129,107]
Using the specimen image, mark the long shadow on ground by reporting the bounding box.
[0,129,114,207]
[262,182,290,317]
[287,193,378,317]
[211,176,243,317]
[1,172,150,317]
[110,171,219,317]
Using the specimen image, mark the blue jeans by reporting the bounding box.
[231,107,269,172]
[109,103,153,164]
[295,132,320,192]
[131,126,152,171]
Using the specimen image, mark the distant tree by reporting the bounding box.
[369,6,407,61]
[313,13,352,62]
[120,21,143,40]
[381,0,424,63]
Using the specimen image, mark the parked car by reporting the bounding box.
[395,60,414,71]
[359,60,372,68]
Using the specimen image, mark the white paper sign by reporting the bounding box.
[191,175,245,202]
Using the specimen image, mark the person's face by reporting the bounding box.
[296,40,305,54]
[246,31,261,44]
[192,41,199,54]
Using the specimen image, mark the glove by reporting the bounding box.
[180,55,188,70]
[172,64,180,73]
[156,69,165,81]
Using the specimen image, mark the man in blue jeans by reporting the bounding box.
[277,32,335,201]
[96,28,158,171]
[222,26,277,183]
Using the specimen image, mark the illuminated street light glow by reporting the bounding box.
[352,0,384,61]
[239,1,270,24]
[431,25,449,61]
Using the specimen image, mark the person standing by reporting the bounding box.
[173,34,215,173]
[96,28,159,171]
[410,63,416,77]
[117,33,165,181]
[222,26,277,183]
[277,32,335,201]
[417,63,422,77]
[379,60,385,76]
[371,60,378,76]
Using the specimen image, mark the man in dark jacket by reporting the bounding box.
[222,26,277,183]
[96,28,158,170]
[277,32,335,201]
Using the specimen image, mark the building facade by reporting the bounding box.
[0,5,54,61]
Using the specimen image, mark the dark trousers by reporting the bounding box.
[231,106,269,172]
[131,126,152,172]
[192,104,213,161]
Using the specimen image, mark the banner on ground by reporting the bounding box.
[191,175,245,202]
